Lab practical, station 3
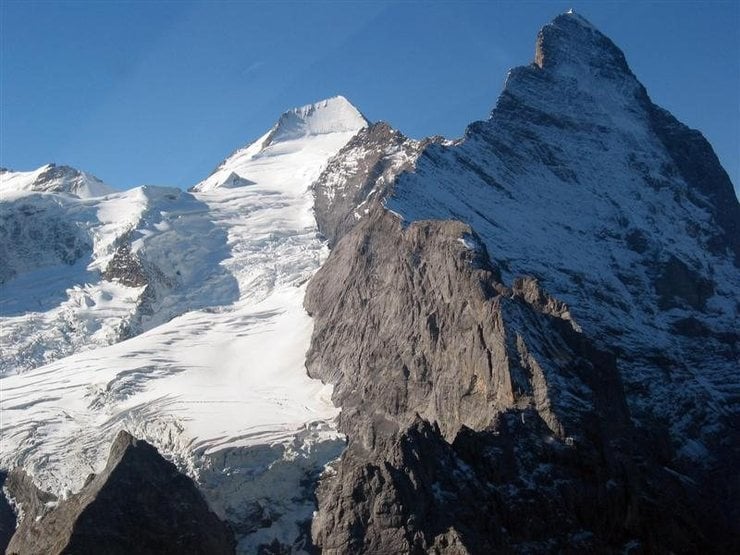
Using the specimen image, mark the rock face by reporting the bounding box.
[305,209,703,553]
[312,122,428,247]
[0,473,18,552]
[5,431,235,555]
[305,11,738,554]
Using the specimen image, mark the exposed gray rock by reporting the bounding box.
[313,123,426,247]
[101,232,148,288]
[304,207,716,552]
[0,473,19,553]
[645,104,740,262]
[5,431,235,555]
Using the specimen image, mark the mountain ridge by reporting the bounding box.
[304,10,738,552]
[1,10,737,554]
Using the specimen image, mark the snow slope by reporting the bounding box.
[0,188,146,372]
[0,97,367,551]
[0,164,116,198]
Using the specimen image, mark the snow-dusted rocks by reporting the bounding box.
[0,185,237,373]
[384,11,739,472]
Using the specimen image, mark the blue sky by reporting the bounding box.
[2,1,738,190]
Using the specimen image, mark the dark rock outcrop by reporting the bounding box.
[5,431,235,555]
[102,232,148,288]
[0,473,17,553]
[645,104,740,262]
[305,207,717,552]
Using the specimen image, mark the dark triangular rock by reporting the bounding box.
[6,431,235,555]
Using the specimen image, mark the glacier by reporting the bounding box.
[0,95,367,551]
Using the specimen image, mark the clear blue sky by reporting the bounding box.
[2,1,738,191]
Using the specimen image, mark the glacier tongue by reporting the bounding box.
[0,100,366,552]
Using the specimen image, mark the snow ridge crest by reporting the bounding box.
[266,95,368,144]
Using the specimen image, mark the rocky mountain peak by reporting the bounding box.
[533,11,632,78]
[305,10,739,552]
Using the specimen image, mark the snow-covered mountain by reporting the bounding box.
[1,96,366,551]
[193,96,367,193]
[0,164,115,198]
[1,12,737,554]
[384,11,740,468]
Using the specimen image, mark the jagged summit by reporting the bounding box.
[533,10,630,76]
[564,8,597,29]
[266,95,368,144]
[302,10,739,553]
[0,163,115,198]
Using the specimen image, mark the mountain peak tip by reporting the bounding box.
[533,10,629,74]
[0,163,115,198]
[268,95,368,144]
[559,9,597,30]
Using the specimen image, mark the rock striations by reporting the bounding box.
[306,10,739,554]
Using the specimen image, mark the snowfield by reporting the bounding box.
[0,96,367,551]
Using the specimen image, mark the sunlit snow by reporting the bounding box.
[0,96,367,551]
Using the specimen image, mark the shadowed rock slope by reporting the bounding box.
[5,431,235,555]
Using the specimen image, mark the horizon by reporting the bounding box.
[2,1,738,191]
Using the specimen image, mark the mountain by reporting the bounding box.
[305,11,738,552]
[1,10,737,554]
[192,95,367,192]
[0,164,115,198]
